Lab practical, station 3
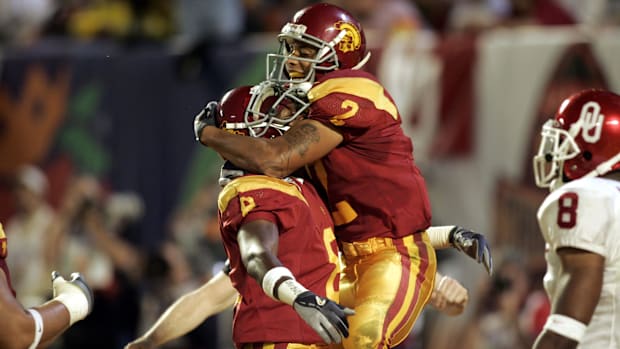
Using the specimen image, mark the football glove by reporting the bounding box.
[51,271,94,325]
[193,101,218,142]
[449,226,493,275]
[293,291,355,344]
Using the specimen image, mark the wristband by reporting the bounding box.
[27,308,44,349]
[262,266,295,301]
[53,292,89,325]
[435,275,449,291]
[276,278,308,306]
[427,225,454,249]
[543,314,587,343]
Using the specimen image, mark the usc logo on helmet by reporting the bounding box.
[335,21,361,53]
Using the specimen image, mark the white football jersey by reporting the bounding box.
[537,177,620,348]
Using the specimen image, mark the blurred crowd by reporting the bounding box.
[4,164,226,348]
[1,0,619,49]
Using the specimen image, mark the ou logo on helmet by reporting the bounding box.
[578,101,604,143]
[334,21,361,53]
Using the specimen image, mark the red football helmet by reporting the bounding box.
[266,3,369,84]
[216,82,307,138]
[533,89,620,189]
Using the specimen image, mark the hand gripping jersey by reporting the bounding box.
[0,223,16,297]
[218,174,340,347]
[303,69,432,242]
[537,177,620,347]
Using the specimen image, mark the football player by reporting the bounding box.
[129,85,353,349]
[0,222,94,349]
[194,3,490,348]
[128,82,474,349]
[532,89,620,349]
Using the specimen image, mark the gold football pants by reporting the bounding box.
[337,232,436,349]
[242,344,332,349]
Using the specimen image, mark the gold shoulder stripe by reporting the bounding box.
[218,176,308,214]
[308,77,399,120]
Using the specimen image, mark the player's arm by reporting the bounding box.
[429,272,469,316]
[125,270,238,349]
[237,220,281,276]
[197,118,342,178]
[0,270,92,349]
[533,247,603,349]
[238,219,353,344]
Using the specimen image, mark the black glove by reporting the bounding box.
[293,291,355,344]
[193,101,218,142]
[449,226,493,275]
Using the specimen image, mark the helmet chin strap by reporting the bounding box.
[352,52,371,70]
[549,160,566,192]
[583,151,620,179]
[549,177,565,192]
[550,151,620,191]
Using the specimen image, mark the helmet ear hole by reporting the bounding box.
[583,151,593,161]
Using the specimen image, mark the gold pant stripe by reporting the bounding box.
[386,232,436,347]
[242,343,331,349]
[339,233,437,349]
[382,234,419,347]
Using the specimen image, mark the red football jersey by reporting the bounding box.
[304,69,432,242]
[218,175,340,346]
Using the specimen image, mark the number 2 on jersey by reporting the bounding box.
[557,192,578,228]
